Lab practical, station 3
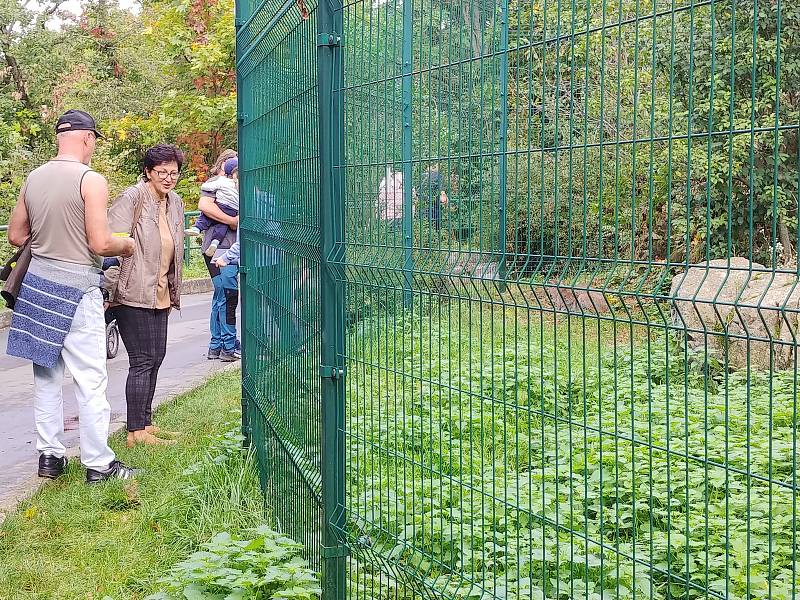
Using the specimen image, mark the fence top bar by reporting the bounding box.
[235,0,271,41]
[2,212,199,229]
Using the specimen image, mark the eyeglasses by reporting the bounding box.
[153,169,180,181]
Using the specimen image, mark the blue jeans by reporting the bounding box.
[208,263,239,351]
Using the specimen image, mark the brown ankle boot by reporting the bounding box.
[128,430,177,447]
[145,425,182,439]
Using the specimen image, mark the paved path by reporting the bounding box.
[0,292,237,509]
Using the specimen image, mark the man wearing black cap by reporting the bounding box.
[6,109,139,484]
[55,109,105,138]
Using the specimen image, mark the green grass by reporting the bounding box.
[183,246,210,280]
[340,299,799,600]
[0,369,265,600]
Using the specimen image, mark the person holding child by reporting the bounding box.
[196,149,241,361]
[185,157,239,257]
[105,144,186,447]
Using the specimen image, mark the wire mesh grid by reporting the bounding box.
[239,0,325,569]
[239,0,800,597]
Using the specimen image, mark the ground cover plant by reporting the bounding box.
[343,301,799,599]
[146,527,320,600]
[184,249,213,280]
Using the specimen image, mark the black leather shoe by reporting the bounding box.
[207,348,221,360]
[85,460,139,484]
[38,454,67,479]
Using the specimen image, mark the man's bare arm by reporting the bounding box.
[7,188,31,247]
[82,172,134,257]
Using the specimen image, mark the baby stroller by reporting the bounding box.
[101,257,121,359]
[105,309,120,359]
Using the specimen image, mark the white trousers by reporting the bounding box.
[32,288,115,470]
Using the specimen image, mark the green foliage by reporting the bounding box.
[133,0,237,178]
[0,0,236,229]
[0,119,25,224]
[342,0,796,268]
[344,308,800,599]
[667,0,800,263]
[344,0,503,237]
[0,370,268,599]
[146,528,321,600]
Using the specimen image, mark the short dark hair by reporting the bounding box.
[143,144,185,175]
[210,149,237,176]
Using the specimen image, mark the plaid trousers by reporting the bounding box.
[114,306,169,431]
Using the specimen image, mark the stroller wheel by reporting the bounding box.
[106,320,120,359]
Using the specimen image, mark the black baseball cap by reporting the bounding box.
[55,109,104,139]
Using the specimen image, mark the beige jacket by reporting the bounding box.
[105,180,185,309]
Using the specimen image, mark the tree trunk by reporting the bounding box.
[1,41,33,110]
[461,2,483,58]
[778,217,793,265]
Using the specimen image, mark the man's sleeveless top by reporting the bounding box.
[24,159,99,267]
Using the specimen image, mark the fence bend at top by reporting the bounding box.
[237,0,320,80]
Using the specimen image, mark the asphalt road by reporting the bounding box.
[0,291,237,508]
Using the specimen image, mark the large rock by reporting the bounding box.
[671,258,800,370]
[542,287,611,315]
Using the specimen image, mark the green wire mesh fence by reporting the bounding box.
[238,0,800,597]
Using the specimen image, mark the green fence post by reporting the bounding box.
[234,0,250,449]
[497,0,509,289]
[317,0,348,596]
[183,212,190,266]
[401,0,414,308]
[183,211,200,267]
[183,212,192,267]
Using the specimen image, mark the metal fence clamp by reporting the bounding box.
[320,544,350,559]
[317,33,341,47]
[319,365,345,380]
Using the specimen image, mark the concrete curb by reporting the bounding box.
[182,277,214,295]
[0,362,241,522]
[0,277,213,331]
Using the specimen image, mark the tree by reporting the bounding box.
[0,0,236,242]
[667,0,799,265]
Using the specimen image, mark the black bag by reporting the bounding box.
[1,240,32,310]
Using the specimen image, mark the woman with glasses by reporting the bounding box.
[104,144,185,447]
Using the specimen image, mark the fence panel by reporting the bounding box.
[238,0,327,571]
[241,0,800,598]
